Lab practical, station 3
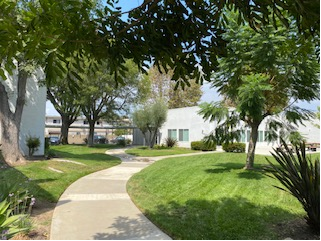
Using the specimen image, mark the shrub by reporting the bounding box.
[191,141,202,150]
[26,136,40,156]
[117,138,126,147]
[126,139,131,145]
[222,142,246,153]
[191,141,216,151]
[264,140,320,232]
[164,137,178,148]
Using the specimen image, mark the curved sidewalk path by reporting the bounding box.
[50,148,219,240]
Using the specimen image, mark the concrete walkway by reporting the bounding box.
[50,148,218,240]
[50,147,276,240]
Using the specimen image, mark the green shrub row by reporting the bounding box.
[222,142,246,153]
[191,141,216,151]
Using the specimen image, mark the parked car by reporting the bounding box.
[93,135,108,144]
[49,136,60,145]
[111,136,125,144]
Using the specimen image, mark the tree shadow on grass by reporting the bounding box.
[52,149,120,163]
[0,165,57,202]
[205,162,244,174]
[140,197,309,240]
[205,162,265,179]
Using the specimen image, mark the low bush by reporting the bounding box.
[26,136,40,156]
[126,139,131,145]
[164,137,178,148]
[117,138,126,147]
[222,143,246,153]
[191,141,216,151]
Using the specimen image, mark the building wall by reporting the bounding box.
[159,106,216,148]
[159,106,320,151]
[1,68,46,156]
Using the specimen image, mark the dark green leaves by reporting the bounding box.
[264,139,320,231]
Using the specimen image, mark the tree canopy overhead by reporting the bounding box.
[0,0,319,87]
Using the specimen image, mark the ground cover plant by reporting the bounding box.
[127,152,320,240]
[125,146,199,157]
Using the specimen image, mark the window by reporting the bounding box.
[53,119,60,124]
[83,120,88,125]
[258,131,264,142]
[179,129,189,142]
[240,130,246,143]
[168,129,177,140]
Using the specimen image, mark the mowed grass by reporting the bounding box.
[127,152,319,240]
[0,144,120,202]
[125,146,200,157]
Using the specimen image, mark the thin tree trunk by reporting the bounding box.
[87,121,95,147]
[60,115,70,144]
[150,129,158,148]
[0,69,28,165]
[244,122,260,170]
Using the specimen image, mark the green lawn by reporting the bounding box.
[127,152,319,240]
[125,146,200,157]
[0,144,121,202]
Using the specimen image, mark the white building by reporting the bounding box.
[0,69,46,156]
[45,116,134,144]
[158,106,320,152]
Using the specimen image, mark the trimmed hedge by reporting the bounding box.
[191,141,216,151]
[222,142,246,153]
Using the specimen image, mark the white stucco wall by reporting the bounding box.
[159,106,320,151]
[1,68,46,156]
[159,106,217,148]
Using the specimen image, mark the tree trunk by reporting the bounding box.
[87,121,95,147]
[244,121,260,170]
[0,69,28,165]
[60,115,70,145]
[149,129,158,148]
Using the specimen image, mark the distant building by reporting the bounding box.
[45,116,133,144]
[153,106,319,152]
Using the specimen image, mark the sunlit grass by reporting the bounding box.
[127,152,316,239]
[125,146,200,157]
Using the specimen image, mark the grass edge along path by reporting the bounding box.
[0,144,121,203]
[127,152,319,240]
[125,146,200,157]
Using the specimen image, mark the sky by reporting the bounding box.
[46,1,320,116]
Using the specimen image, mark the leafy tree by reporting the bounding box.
[132,101,168,148]
[47,72,81,145]
[0,0,319,164]
[0,0,101,164]
[199,14,319,169]
[78,60,144,147]
[114,128,130,137]
[144,66,203,108]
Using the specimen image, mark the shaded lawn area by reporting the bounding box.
[127,152,320,240]
[125,146,200,157]
[0,144,121,202]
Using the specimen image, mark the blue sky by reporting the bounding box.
[46,1,319,115]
